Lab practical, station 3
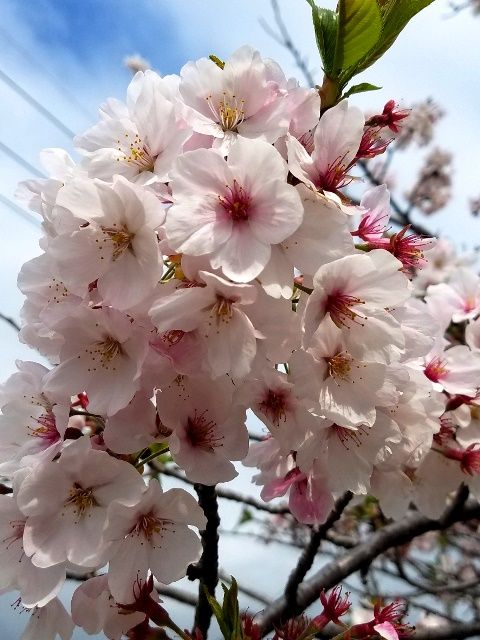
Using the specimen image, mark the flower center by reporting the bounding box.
[130,511,171,542]
[325,292,365,329]
[64,483,97,519]
[424,355,448,383]
[259,389,289,426]
[206,92,246,131]
[185,409,223,452]
[2,519,25,549]
[327,352,353,382]
[333,425,365,450]
[218,180,251,222]
[87,336,124,371]
[116,132,156,172]
[28,411,60,444]
[101,225,134,261]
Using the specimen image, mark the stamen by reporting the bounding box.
[185,409,223,452]
[325,292,365,329]
[116,132,156,172]
[218,180,251,222]
[205,92,246,131]
[100,225,134,261]
[64,483,97,520]
[259,388,289,426]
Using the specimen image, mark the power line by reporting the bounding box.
[0,26,94,123]
[0,193,41,229]
[0,68,76,139]
[0,140,46,179]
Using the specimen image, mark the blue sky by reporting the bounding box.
[0,0,479,636]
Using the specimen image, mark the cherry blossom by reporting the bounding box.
[165,136,303,282]
[104,480,205,603]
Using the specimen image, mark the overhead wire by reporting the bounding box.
[0,25,94,123]
[0,140,46,179]
[0,68,76,139]
[0,193,41,229]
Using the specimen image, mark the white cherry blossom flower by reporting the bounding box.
[104,480,205,603]
[179,45,289,153]
[17,437,145,568]
[166,136,303,283]
[75,70,190,185]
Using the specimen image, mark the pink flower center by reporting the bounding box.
[445,444,480,475]
[185,409,223,452]
[219,180,251,222]
[259,388,290,426]
[325,292,365,329]
[316,154,352,191]
[28,411,60,445]
[424,356,448,382]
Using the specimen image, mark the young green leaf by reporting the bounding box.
[306,1,339,76]
[335,0,382,70]
[355,0,436,73]
[342,82,382,99]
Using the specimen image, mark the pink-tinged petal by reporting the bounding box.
[312,100,364,172]
[149,524,203,584]
[286,134,318,189]
[249,180,303,245]
[170,147,233,198]
[18,561,65,608]
[374,621,399,640]
[155,487,206,529]
[289,477,334,525]
[204,307,257,379]
[108,535,150,604]
[210,225,271,282]
[261,469,303,501]
[258,246,293,299]
[166,199,233,255]
[150,286,214,333]
[227,137,287,186]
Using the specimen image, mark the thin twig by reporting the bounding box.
[284,492,353,613]
[260,0,317,88]
[0,312,20,332]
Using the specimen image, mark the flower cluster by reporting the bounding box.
[2,45,480,638]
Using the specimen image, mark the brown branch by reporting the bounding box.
[284,492,353,614]
[258,497,480,634]
[191,484,220,638]
[412,621,480,640]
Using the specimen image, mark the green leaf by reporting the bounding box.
[306,1,339,77]
[205,579,242,640]
[335,0,382,70]
[237,507,253,526]
[355,0,435,73]
[206,591,230,640]
[341,82,382,99]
